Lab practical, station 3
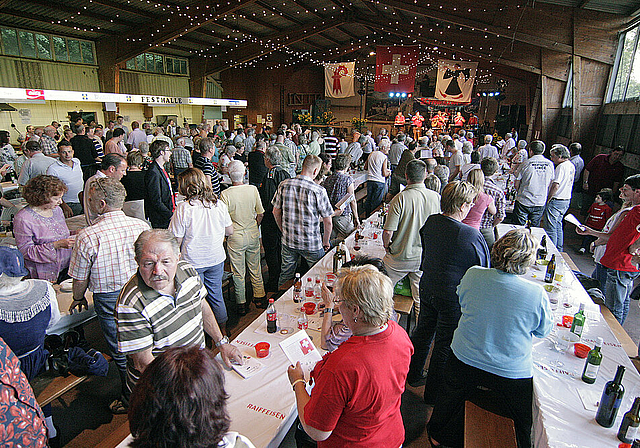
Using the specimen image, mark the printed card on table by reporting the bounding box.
[231,354,265,379]
[279,330,322,378]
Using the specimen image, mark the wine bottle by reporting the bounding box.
[582,337,603,384]
[544,254,556,284]
[570,303,586,337]
[537,235,548,260]
[333,242,346,274]
[596,365,626,428]
[618,397,640,443]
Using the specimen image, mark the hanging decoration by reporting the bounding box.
[435,59,478,103]
[374,46,419,93]
[324,62,356,98]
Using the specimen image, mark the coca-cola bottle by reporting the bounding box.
[266,298,277,333]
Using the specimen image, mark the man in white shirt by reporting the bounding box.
[543,144,575,251]
[18,140,55,186]
[513,140,555,227]
[502,132,516,158]
[478,135,499,160]
[47,140,84,216]
[365,140,391,215]
[389,133,407,169]
[127,121,147,150]
[447,140,464,182]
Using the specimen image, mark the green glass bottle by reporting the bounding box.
[596,365,626,428]
[570,303,586,337]
[582,337,603,384]
[544,254,556,284]
[618,397,640,443]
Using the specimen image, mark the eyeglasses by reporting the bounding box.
[334,297,346,305]
[95,180,108,198]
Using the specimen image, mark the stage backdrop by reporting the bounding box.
[374,46,418,93]
[324,62,356,98]
[435,59,478,103]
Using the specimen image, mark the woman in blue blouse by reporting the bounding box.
[428,229,552,448]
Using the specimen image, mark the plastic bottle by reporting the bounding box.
[582,337,603,384]
[297,308,308,330]
[293,273,302,303]
[596,365,626,428]
[266,298,277,334]
[304,277,314,300]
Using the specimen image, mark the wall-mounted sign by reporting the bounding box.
[0,87,247,108]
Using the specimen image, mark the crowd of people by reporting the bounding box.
[0,113,636,448]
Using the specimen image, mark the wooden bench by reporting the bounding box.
[393,294,413,333]
[560,252,579,272]
[95,421,130,448]
[594,299,638,359]
[36,352,112,407]
[464,401,517,448]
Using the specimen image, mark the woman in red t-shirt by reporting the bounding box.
[287,266,413,448]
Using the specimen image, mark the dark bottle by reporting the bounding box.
[582,337,603,384]
[632,439,640,448]
[544,254,556,284]
[537,235,548,260]
[596,365,626,428]
[618,397,640,443]
[266,298,277,333]
[525,219,532,232]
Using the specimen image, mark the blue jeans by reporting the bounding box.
[543,198,570,251]
[591,262,608,292]
[513,201,545,227]
[196,263,227,324]
[366,180,386,216]
[279,244,325,288]
[93,291,127,374]
[604,267,639,325]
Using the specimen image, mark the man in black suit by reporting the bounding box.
[144,140,174,228]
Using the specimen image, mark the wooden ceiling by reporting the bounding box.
[0,0,636,80]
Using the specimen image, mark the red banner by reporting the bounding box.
[374,46,418,93]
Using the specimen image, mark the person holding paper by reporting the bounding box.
[322,154,359,243]
[287,265,412,448]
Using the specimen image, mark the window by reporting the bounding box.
[609,25,640,102]
[53,36,67,61]
[36,34,51,60]
[18,31,36,59]
[124,52,189,76]
[1,29,18,56]
[0,28,95,65]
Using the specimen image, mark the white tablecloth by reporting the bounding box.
[496,224,640,447]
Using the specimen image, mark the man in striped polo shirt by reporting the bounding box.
[115,229,243,393]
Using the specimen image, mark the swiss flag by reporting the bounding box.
[374,46,418,93]
[299,338,314,355]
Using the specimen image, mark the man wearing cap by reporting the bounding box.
[116,229,243,393]
[69,177,150,413]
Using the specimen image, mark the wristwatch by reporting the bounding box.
[215,336,229,347]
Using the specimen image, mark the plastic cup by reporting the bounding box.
[325,272,337,291]
[574,343,591,358]
[562,315,574,328]
[255,342,270,358]
[303,302,316,315]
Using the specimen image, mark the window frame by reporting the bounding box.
[606,24,640,103]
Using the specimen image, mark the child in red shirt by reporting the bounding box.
[579,189,613,254]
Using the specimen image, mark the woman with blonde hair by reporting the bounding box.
[287,265,412,447]
[168,168,233,331]
[461,168,496,230]
[428,229,552,448]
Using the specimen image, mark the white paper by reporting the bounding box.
[564,213,586,231]
[335,192,354,211]
[231,353,266,379]
[577,387,600,411]
[279,330,322,379]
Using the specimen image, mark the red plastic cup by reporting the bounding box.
[303,302,316,315]
[255,342,270,358]
[562,315,573,328]
[574,343,590,358]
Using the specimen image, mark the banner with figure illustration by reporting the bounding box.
[324,62,356,98]
[435,59,478,103]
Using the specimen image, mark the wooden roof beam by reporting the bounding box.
[255,0,303,25]
[352,17,541,75]
[364,0,573,54]
[22,0,139,28]
[115,0,259,64]
[204,18,346,75]
[0,8,114,34]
